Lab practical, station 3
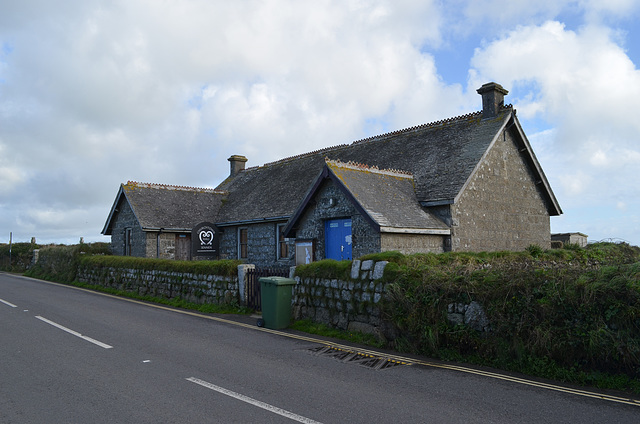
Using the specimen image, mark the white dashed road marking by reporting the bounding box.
[187,377,323,423]
[35,315,113,349]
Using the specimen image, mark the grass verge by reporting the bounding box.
[67,280,253,315]
[290,319,385,348]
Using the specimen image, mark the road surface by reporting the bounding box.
[1,272,638,423]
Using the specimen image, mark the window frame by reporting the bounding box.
[124,228,132,256]
[276,223,289,260]
[238,227,248,259]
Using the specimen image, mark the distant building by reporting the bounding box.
[551,232,588,248]
[103,82,562,264]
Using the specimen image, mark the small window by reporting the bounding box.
[238,228,248,259]
[124,228,132,256]
[277,224,288,260]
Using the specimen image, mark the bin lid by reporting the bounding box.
[259,276,296,286]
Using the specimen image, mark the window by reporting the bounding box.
[277,224,288,260]
[238,228,248,259]
[124,228,132,256]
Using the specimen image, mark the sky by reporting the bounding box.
[1,0,639,247]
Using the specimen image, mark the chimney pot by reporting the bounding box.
[477,82,509,119]
[228,155,248,177]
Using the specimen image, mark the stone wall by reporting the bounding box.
[218,221,295,267]
[109,199,147,257]
[77,265,238,305]
[380,232,445,254]
[291,259,393,341]
[451,127,551,251]
[144,232,177,259]
[294,179,380,261]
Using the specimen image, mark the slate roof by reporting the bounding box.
[320,160,449,232]
[103,103,561,235]
[215,107,561,225]
[102,182,227,234]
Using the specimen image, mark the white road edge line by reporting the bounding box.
[186,377,323,424]
[0,298,18,308]
[35,316,113,349]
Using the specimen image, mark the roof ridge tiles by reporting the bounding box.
[351,109,488,145]
[260,144,350,168]
[126,181,227,194]
[326,158,413,178]
[239,106,513,172]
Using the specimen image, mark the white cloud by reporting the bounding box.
[1,0,452,243]
[470,18,640,243]
[470,20,640,158]
[1,1,639,246]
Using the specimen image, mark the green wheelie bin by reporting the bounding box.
[257,276,296,330]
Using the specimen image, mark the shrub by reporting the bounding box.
[380,243,640,387]
[293,242,640,391]
[25,243,111,282]
[80,255,241,278]
[295,259,352,280]
[0,242,40,272]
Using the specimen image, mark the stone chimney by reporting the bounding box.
[477,82,509,119]
[228,155,248,177]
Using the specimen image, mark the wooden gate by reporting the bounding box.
[246,267,290,311]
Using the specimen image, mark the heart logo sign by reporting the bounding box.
[192,222,218,257]
[199,230,214,245]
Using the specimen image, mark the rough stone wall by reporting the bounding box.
[380,233,445,254]
[294,179,380,261]
[109,199,147,257]
[77,266,238,305]
[144,232,176,260]
[451,129,551,252]
[218,221,295,267]
[292,260,394,341]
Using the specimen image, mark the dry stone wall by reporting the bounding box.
[291,259,394,341]
[77,266,238,305]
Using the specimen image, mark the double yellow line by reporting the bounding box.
[32,277,640,408]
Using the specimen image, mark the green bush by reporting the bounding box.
[25,243,111,282]
[0,242,40,272]
[380,243,640,389]
[80,255,241,278]
[295,259,352,280]
[293,242,640,392]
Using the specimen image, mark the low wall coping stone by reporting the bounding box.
[372,261,388,280]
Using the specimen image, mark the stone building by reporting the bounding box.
[102,182,226,260]
[551,232,588,248]
[102,82,562,265]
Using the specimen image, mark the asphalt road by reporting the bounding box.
[1,272,639,423]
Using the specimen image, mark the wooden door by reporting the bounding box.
[175,234,191,261]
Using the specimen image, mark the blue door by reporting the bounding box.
[325,219,352,261]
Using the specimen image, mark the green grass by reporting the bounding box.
[68,280,253,315]
[290,319,385,348]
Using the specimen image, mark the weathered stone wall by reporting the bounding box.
[451,128,551,251]
[109,199,147,257]
[292,259,394,341]
[144,232,177,260]
[218,221,295,267]
[294,179,380,261]
[380,233,445,254]
[77,265,238,305]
